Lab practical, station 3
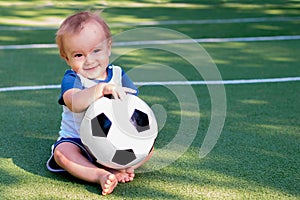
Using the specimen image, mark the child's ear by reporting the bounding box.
[64,56,71,66]
[64,56,69,61]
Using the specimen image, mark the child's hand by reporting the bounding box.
[102,84,137,100]
[112,86,137,100]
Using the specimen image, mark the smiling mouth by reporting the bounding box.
[85,65,99,70]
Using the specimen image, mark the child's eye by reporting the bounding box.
[93,49,101,53]
[74,53,83,58]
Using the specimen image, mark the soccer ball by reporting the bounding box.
[80,94,158,169]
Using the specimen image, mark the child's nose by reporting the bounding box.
[85,53,96,65]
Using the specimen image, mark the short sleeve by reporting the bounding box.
[58,70,83,105]
[121,69,139,96]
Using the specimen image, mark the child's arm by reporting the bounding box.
[63,83,136,113]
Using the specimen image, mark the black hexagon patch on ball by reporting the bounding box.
[91,113,112,137]
[130,109,150,132]
[112,149,137,165]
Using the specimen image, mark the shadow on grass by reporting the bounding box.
[0,90,62,176]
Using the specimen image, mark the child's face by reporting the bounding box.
[62,20,111,80]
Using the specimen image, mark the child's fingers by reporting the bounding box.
[109,86,137,100]
[117,88,127,100]
[112,86,127,100]
[111,89,119,99]
[123,87,137,94]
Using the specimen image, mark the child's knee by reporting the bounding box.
[53,147,66,164]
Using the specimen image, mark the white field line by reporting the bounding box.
[114,35,300,46]
[1,35,300,50]
[1,77,300,92]
[1,16,300,30]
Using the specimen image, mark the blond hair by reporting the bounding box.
[56,11,111,59]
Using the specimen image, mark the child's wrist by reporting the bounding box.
[96,83,105,99]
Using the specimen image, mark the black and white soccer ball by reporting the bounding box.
[80,94,158,169]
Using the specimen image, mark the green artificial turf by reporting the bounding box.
[0,1,299,199]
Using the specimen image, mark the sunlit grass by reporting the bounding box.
[1,0,300,27]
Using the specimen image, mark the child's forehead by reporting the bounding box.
[63,29,109,53]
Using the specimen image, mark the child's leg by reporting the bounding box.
[54,142,117,195]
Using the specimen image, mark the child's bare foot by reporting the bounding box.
[125,167,135,182]
[100,173,118,195]
[109,168,135,183]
